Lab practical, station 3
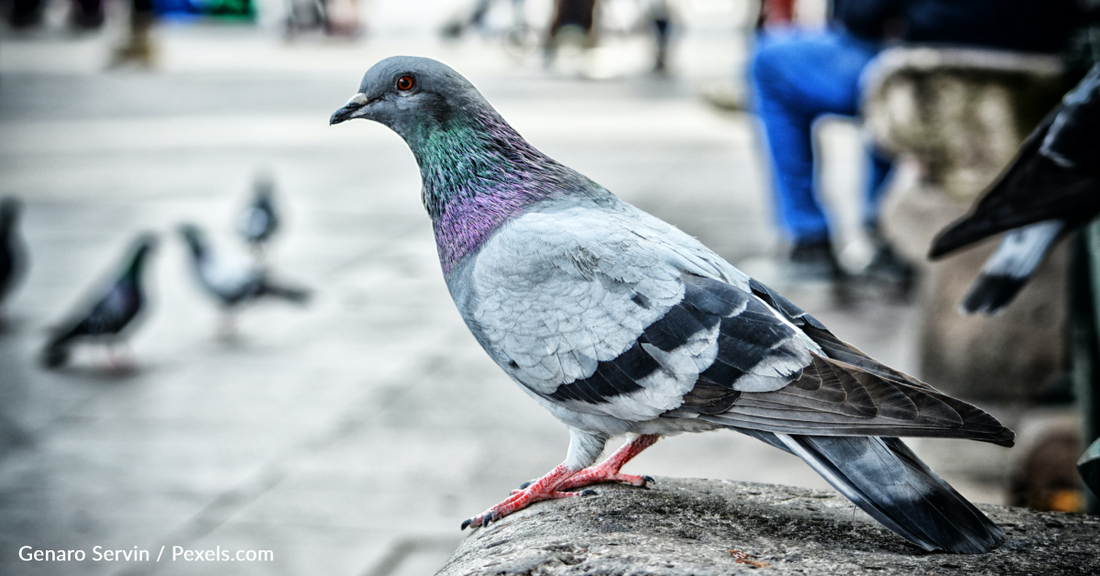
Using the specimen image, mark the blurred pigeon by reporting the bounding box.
[331,56,1014,554]
[1,197,28,313]
[930,63,1100,314]
[179,224,309,336]
[237,172,279,257]
[41,234,157,368]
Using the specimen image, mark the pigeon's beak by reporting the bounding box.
[330,93,371,125]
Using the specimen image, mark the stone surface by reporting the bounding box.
[438,477,1100,576]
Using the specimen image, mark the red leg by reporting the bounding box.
[463,463,588,529]
[463,434,661,530]
[556,434,659,491]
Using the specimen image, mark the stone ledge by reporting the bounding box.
[437,477,1099,576]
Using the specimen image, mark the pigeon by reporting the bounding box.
[331,56,1015,553]
[237,172,280,257]
[179,224,309,335]
[41,234,157,368]
[929,63,1100,315]
[1,197,28,313]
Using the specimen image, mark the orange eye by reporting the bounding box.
[396,75,415,91]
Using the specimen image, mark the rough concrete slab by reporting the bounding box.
[439,477,1100,576]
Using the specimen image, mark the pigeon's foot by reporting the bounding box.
[462,464,588,530]
[463,435,662,530]
[556,434,660,491]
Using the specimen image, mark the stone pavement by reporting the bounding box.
[0,7,1036,576]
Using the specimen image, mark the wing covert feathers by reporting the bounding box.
[668,278,1015,447]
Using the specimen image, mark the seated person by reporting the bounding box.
[751,0,1079,281]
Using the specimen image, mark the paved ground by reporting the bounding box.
[0,4,1032,575]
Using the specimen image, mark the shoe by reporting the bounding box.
[786,239,841,283]
[858,242,915,299]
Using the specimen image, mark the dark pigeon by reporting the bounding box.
[930,63,1100,315]
[0,197,28,314]
[179,223,309,335]
[237,172,280,255]
[331,56,1014,553]
[41,234,157,368]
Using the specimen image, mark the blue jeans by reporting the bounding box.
[751,26,893,244]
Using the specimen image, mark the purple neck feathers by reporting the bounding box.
[409,105,577,275]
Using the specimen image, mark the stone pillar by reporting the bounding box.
[861,47,1067,401]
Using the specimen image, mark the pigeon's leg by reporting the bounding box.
[463,428,609,529]
[463,463,588,529]
[554,434,659,490]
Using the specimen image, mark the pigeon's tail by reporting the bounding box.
[960,219,1063,315]
[258,279,311,304]
[743,430,1003,553]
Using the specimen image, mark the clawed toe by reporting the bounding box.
[461,511,497,531]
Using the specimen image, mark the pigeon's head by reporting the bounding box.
[329,56,492,141]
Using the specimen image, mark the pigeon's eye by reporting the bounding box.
[396,75,415,92]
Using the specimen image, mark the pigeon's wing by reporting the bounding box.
[957,219,1064,315]
[462,201,1012,445]
[1041,63,1100,171]
[459,201,813,428]
[694,279,1015,446]
[930,64,1100,258]
[198,250,261,303]
[50,281,139,344]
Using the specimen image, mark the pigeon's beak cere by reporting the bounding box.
[330,93,371,125]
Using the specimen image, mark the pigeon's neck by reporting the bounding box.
[124,248,149,283]
[408,110,571,275]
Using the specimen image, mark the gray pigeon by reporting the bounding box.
[331,56,1014,553]
[179,224,309,336]
[238,172,280,255]
[42,234,157,368]
[930,63,1100,314]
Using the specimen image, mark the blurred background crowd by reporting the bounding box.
[1,0,1098,574]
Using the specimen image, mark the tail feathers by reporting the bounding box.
[258,280,311,304]
[960,220,1062,315]
[776,434,1003,553]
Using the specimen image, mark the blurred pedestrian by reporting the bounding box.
[109,0,157,68]
[284,0,362,38]
[751,0,1079,283]
[544,0,597,66]
[442,0,526,38]
[7,0,104,29]
[649,0,672,73]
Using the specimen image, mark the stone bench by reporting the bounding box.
[436,477,1099,575]
[861,47,1068,401]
